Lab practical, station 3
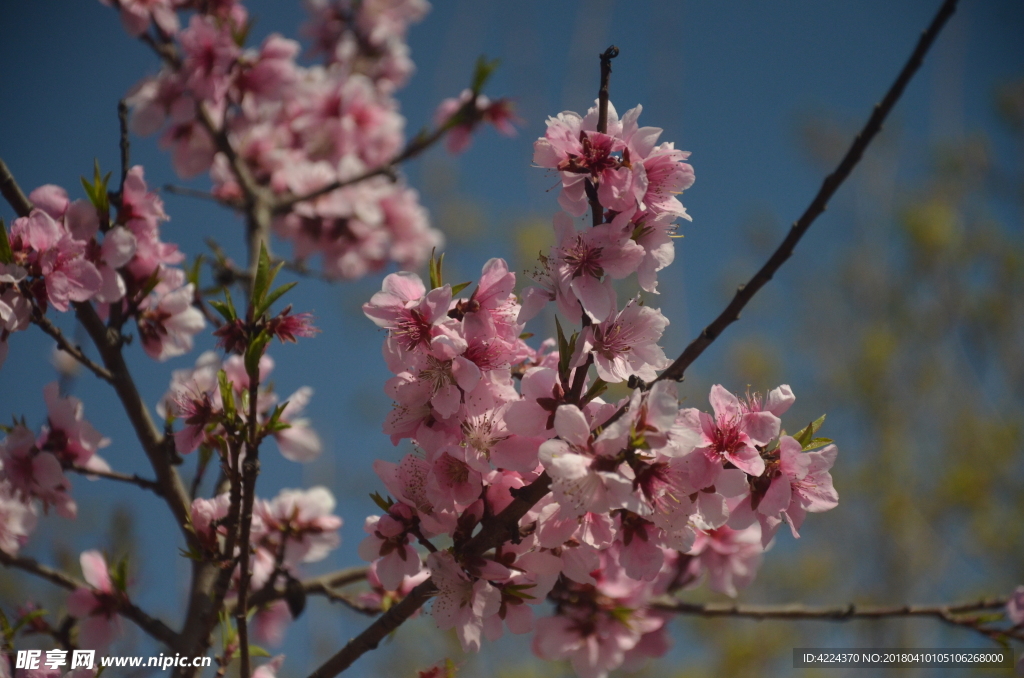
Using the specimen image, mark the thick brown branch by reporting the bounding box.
[0,551,181,650]
[306,580,437,678]
[656,0,959,385]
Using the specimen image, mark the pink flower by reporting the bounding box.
[258,487,342,567]
[550,212,644,323]
[38,382,109,469]
[66,551,122,650]
[579,298,670,383]
[111,0,180,37]
[179,15,240,104]
[679,384,781,485]
[357,504,422,591]
[0,477,37,555]
[538,405,644,518]
[363,272,454,353]
[254,601,292,647]
[736,437,839,546]
[136,272,205,361]
[272,387,323,462]
[428,551,502,653]
[1007,586,1024,625]
[0,424,76,519]
[686,525,764,597]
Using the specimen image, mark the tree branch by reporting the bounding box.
[651,596,1017,643]
[0,158,33,218]
[656,0,959,385]
[25,301,113,383]
[73,301,196,546]
[0,551,182,650]
[246,565,369,610]
[67,464,161,494]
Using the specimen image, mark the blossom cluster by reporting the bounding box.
[357,99,841,678]
[110,0,509,281]
[159,350,321,461]
[0,167,203,365]
[0,383,111,554]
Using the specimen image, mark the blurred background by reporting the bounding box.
[1,0,1022,676]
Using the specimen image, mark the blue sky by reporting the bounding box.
[1,0,1022,675]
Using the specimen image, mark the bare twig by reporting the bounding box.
[651,596,1018,643]
[25,301,113,382]
[0,158,33,217]
[163,184,241,209]
[235,369,263,678]
[118,99,131,195]
[656,0,959,385]
[67,465,161,494]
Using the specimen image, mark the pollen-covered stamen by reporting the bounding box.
[560,235,605,280]
[419,355,456,395]
[461,413,507,457]
[557,131,623,179]
[391,309,434,351]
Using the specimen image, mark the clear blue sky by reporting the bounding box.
[1,0,1021,674]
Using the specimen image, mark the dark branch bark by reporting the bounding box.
[656,0,959,385]
[0,158,33,218]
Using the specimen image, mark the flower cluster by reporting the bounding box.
[0,383,112,554]
[159,350,322,461]
[191,485,343,594]
[358,101,841,678]
[111,0,496,280]
[0,168,203,366]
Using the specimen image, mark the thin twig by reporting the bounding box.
[25,300,113,382]
[651,596,1018,643]
[118,100,131,195]
[246,565,369,610]
[67,465,162,494]
[0,158,33,217]
[0,551,182,649]
[656,0,960,385]
[163,184,241,208]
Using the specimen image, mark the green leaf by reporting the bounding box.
[257,281,298,318]
[0,219,12,265]
[370,491,394,513]
[248,645,271,658]
[450,281,472,296]
[0,605,14,645]
[471,55,500,95]
[187,254,204,287]
[208,300,235,323]
[518,332,534,340]
[802,437,834,451]
[428,249,444,289]
[222,288,238,320]
[244,331,271,378]
[11,608,47,634]
[110,556,129,593]
[582,378,608,404]
[251,242,273,309]
[555,316,570,379]
[218,370,237,419]
[793,414,827,447]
